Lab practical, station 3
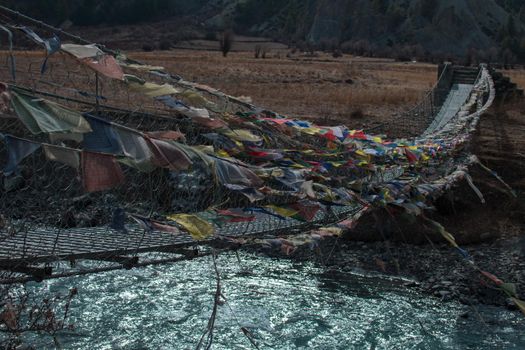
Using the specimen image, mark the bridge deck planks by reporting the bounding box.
[0,205,362,267]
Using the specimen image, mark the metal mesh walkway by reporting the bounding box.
[0,203,363,281]
[424,83,474,135]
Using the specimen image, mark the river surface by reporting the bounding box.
[27,252,524,349]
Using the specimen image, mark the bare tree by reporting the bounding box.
[0,277,77,349]
[219,30,235,57]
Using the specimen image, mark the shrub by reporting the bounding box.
[350,109,364,119]
[219,29,235,57]
[332,49,343,58]
[159,40,172,51]
[254,44,262,58]
[205,31,217,41]
[142,43,155,52]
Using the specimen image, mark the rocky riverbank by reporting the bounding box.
[285,234,525,312]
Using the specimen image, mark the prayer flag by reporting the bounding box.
[81,151,125,192]
[167,213,214,240]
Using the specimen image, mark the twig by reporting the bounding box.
[195,250,221,350]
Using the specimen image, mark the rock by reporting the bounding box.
[436,290,452,300]
[506,298,519,311]
[403,281,418,288]
[459,296,474,305]
[480,232,493,241]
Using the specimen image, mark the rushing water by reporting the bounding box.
[25,252,524,349]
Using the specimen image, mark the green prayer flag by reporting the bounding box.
[10,88,91,135]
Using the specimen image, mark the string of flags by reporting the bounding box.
[1,26,523,315]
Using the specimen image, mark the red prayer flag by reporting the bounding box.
[150,221,181,234]
[290,202,321,222]
[146,130,186,142]
[247,151,270,158]
[480,270,504,286]
[81,151,125,192]
[192,116,228,129]
[404,148,418,163]
[215,209,256,223]
[81,55,124,80]
[350,131,367,140]
[146,137,193,171]
[322,130,338,141]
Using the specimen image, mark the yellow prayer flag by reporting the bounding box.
[355,150,368,158]
[300,127,322,135]
[440,230,459,248]
[266,205,299,218]
[223,129,262,143]
[216,150,230,157]
[511,298,525,316]
[179,90,211,107]
[429,219,460,248]
[167,214,214,240]
[127,80,180,97]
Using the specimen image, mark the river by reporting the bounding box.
[27,252,524,349]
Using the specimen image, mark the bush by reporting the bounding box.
[159,40,172,51]
[350,109,364,119]
[254,44,262,58]
[205,31,217,41]
[142,43,155,52]
[332,49,343,58]
[261,46,269,59]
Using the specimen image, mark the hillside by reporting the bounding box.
[234,0,525,61]
[3,0,525,62]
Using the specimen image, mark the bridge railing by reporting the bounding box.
[366,63,451,138]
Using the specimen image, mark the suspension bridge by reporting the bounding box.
[0,6,506,284]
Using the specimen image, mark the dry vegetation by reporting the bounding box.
[504,69,525,90]
[0,48,462,129]
[6,48,525,131]
[129,50,437,127]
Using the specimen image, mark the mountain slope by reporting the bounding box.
[235,0,524,57]
[2,0,525,60]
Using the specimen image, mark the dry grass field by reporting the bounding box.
[129,50,438,127]
[505,69,525,90]
[5,48,525,131]
[1,49,436,129]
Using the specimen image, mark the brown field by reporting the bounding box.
[504,69,525,90]
[1,49,435,128]
[129,50,438,127]
[5,48,525,131]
